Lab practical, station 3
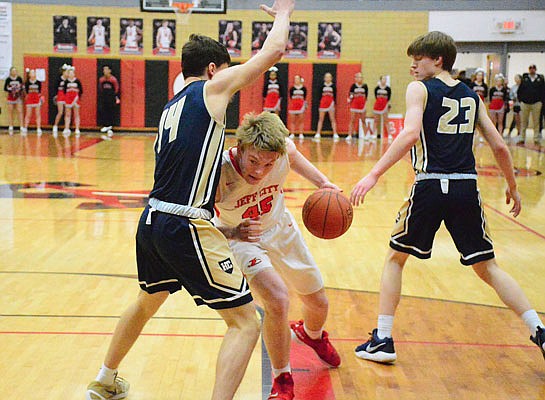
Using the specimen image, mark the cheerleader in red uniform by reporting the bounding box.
[288,74,307,140]
[263,67,283,115]
[470,68,488,102]
[52,64,70,137]
[3,67,24,134]
[314,72,339,140]
[23,69,43,136]
[63,66,83,138]
[347,72,369,141]
[372,75,391,139]
[488,74,509,135]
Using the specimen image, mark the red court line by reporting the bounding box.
[484,203,545,241]
[0,331,536,350]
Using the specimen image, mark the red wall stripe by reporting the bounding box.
[238,70,264,124]
[336,63,362,132]
[72,58,97,128]
[23,56,49,126]
[287,63,313,132]
[168,60,182,100]
[120,60,145,128]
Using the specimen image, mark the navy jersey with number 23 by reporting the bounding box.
[411,78,480,175]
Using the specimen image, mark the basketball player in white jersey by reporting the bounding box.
[215,112,341,400]
[123,19,141,50]
[156,20,173,51]
[86,1,295,400]
[89,19,106,49]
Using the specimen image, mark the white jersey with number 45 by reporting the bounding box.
[215,147,288,232]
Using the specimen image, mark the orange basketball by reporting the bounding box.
[302,188,353,239]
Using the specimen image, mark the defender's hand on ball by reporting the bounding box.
[236,217,262,242]
[350,173,378,207]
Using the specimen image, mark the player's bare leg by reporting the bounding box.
[299,288,328,331]
[103,290,169,370]
[250,268,291,370]
[214,302,260,400]
[378,249,409,316]
[472,259,531,315]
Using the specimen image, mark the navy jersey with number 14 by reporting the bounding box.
[150,80,225,214]
[411,78,480,175]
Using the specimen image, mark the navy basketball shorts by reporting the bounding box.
[389,179,495,265]
[136,206,253,309]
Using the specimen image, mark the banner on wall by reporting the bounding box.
[53,16,77,53]
[219,20,241,58]
[153,19,175,56]
[0,2,12,79]
[87,17,110,54]
[317,22,341,59]
[286,22,308,59]
[251,21,272,56]
[120,18,143,55]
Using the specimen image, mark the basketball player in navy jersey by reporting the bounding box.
[350,31,545,365]
[86,1,294,400]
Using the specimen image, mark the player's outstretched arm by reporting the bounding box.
[287,139,340,190]
[350,81,425,206]
[476,97,521,217]
[206,0,293,109]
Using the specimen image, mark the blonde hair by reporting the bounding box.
[236,112,288,155]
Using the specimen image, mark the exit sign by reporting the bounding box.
[495,19,523,33]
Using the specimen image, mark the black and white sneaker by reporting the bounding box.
[354,328,397,363]
[530,326,545,360]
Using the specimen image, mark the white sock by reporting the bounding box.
[377,314,394,339]
[521,309,544,336]
[272,363,291,378]
[95,364,117,386]
[303,322,323,340]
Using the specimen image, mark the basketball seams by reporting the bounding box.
[302,188,353,239]
[320,190,332,238]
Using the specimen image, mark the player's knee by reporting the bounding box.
[263,289,290,317]
[136,290,169,317]
[386,249,409,268]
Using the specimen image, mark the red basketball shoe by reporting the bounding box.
[290,320,341,367]
[268,372,294,400]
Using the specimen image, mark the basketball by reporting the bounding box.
[302,188,353,239]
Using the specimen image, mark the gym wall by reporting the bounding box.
[6,3,428,129]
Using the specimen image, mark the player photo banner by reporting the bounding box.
[53,16,77,53]
[219,20,241,58]
[153,19,176,56]
[317,22,342,59]
[120,18,143,55]
[251,21,272,56]
[87,17,110,54]
[286,22,308,59]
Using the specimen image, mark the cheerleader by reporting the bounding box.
[23,69,43,136]
[488,74,509,135]
[288,74,307,140]
[314,72,339,140]
[347,72,369,141]
[3,67,24,134]
[263,67,283,114]
[52,64,70,137]
[470,68,488,102]
[63,66,83,138]
[372,75,391,139]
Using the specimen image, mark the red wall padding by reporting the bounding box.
[238,72,265,124]
[336,63,363,132]
[23,56,49,125]
[72,58,97,127]
[120,60,145,128]
[287,63,313,132]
